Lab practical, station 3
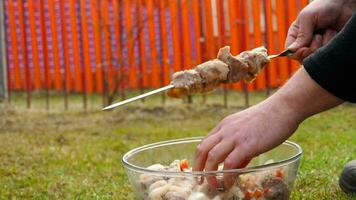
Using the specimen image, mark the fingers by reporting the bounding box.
[290,34,322,62]
[285,21,299,49]
[287,11,315,51]
[193,134,221,171]
[322,29,337,45]
[204,140,235,188]
[207,123,222,137]
[223,146,252,188]
[290,47,310,62]
[309,34,323,52]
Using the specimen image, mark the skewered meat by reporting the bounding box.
[168,46,270,98]
[168,60,229,98]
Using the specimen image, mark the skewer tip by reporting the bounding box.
[102,106,113,111]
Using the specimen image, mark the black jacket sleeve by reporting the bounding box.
[303,12,356,103]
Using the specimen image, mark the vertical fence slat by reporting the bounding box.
[111,0,125,100]
[203,0,215,60]
[119,0,126,99]
[68,0,82,92]
[123,0,137,89]
[264,0,278,88]
[137,0,148,89]
[169,0,182,72]
[216,0,225,46]
[39,0,50,109]
[216,0,229,106]
[6,0,21,90]
[191,0,202,66]
[79,0,91,109]
[241,0,251,105]
[242,0,254,92]
[28,0,42,90]
[287,0,300,73]
[81,0,93,94]
[146,0,159,88]
[18,0,31,108]
[48,0,61,90]
[252,0,266,90]
[90,0,103,93]
[135,0,145,97]
[180,0,192,70]
[59,0,70,109]
[276,0,290,84]
[228,0,242,90]
[100,0,114,96]
[158,0,169,86]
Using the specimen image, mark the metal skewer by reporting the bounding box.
[103,50,294,111]
[268,49,293,59]
[102,85,175,111]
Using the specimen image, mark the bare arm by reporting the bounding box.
[193,67,343,187]
[263,67,343,123]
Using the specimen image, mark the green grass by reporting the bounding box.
[0,91,355,199]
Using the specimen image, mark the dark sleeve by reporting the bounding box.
[303,12,356,103]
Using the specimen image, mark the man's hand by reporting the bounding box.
[286,0,356,61]
[193,100,301,188]
[193,68,343,188]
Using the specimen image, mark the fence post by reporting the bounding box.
[0,0,8,100]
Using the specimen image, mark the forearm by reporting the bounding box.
[260,67,343,124]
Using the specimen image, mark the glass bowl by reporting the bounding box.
[123,137,302,200]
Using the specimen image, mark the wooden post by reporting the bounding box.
[0,0,8,100]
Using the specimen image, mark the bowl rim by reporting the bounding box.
[122,137,302,176]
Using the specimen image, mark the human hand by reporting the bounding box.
[286,0,356,61]
[193,100,302,188]
[192,67,343,189]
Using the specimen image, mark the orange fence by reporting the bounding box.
[3,0,309,107]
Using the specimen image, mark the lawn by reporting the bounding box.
[0,91,355,199]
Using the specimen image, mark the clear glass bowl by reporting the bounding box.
[123,137,302,200]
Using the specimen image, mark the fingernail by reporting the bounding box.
[288,42,299,50]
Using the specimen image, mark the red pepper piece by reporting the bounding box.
[275,169,284,178]
[253,189,263,198]
[179,159,189,171]
[244,190,253,199]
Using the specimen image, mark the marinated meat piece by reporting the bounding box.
[168,46,270,98]
[262,176,289,200]
[140,160,289,200]
[238,47,270,82]
[168,60,228,98]
[149,180,168,192]
[148,184,170,200]
[237,174,258,190]
[140,174,164,191]
[216,46,249,83]
[168,70,203,98]
[164,185,191,199]
[195,60,230,93]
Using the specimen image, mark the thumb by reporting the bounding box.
[288,12,315,51]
